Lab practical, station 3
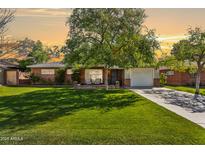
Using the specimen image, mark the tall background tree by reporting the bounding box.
[19,40,49,71]
[28,40,49,64]
[0,9,15,45]
[171,27,205,95]
[16,37,35,56]
[63,8,159,88]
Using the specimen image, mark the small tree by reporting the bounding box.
[171,27,205,95]
[55,68,66,84]
[18,58,33,71]
[71,69,80,84]
[160,73,167,86]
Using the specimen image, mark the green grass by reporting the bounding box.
[166,86,205,95]
[0,86,205,144]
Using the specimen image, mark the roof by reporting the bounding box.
[0,61,19,69]
[27,62,65,68]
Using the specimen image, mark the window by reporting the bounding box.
[66,69,73,74]
[41,69,55,75]
[124,69,131,79]
[166,71,174,76]
[85,69,103,84]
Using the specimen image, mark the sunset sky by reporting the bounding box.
[6,8,205,49]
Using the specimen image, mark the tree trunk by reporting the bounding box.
[195,68,201,95]
[104,68,109,90]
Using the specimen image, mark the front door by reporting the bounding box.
[111,70,117,84]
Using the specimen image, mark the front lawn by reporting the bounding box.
[166,85,205,95]
[0,86,205,144]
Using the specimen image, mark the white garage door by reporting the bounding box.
[130,68,153,87]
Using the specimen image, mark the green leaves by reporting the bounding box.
[172,27,205,66]
[64,9,159,68]
[28,40,49,64]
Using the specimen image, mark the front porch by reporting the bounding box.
[74,84,118,89]
[79,68,125,86]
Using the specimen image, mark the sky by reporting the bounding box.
[5,8,205,48]
[7,9,71,46]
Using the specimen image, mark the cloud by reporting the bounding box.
[15,8,72,17]
[157,35,188,42]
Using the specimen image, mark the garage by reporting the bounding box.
[0,61,19,85]
[6,70,18,85]
[130,68,154,87]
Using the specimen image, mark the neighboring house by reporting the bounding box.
[27,62,72,84]
[160,68,205,86]
[27,62,160,87]
[0,61,19,85]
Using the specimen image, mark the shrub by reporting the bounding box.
[36,78,53,85]
[30,73,40,84]
[115,81,120,88]
[71,69,80,83]
[18,59,33,72]
[55,68,66,84]
[160,73,167,86]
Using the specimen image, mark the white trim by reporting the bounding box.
[85,69,103,84]
[41,69,55,75]
[66,69,73,75]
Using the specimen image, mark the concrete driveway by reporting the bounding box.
[130,87,205,128]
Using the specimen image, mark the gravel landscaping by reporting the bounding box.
[142,88,205,112]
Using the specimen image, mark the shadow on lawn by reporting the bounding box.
[0,88,140,131]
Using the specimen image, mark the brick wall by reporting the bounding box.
[103,68,108,84]
[160,69,205,86]
[19,79,31,85]
[80,69,85,84]
[123,79,130,87]
[31,68,41,75]
[65,74,72,84]
[154,78,160,87]
[31,68,55,83]
[31,68,72,84]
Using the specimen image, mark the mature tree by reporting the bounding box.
[28,40,49,64]
[171,27,205,95]
[47,45,61,58]
[0,9,15,43]
[18,58,33,71]
[64,8,159,88]
[19,40,49,71]
[0,39,18,55]
[16,37,35,55]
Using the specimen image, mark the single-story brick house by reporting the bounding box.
[160,68,205,86]
[28,62,160,87]
[0,61,19,85]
